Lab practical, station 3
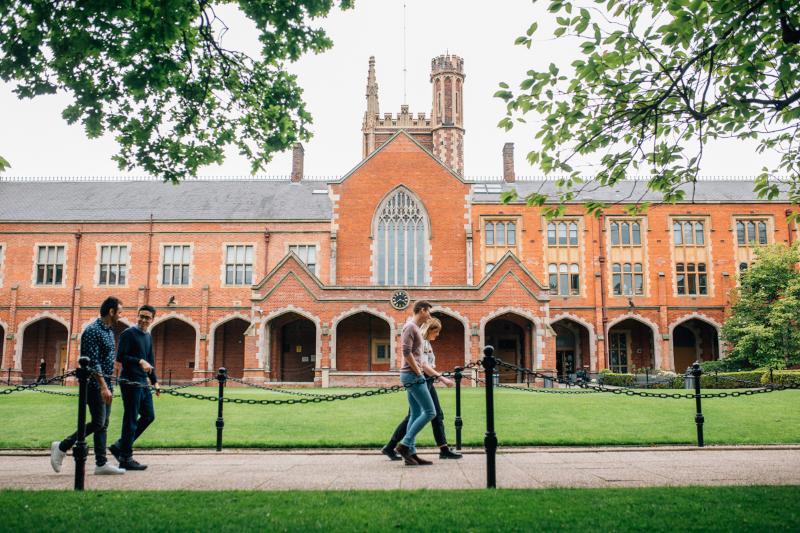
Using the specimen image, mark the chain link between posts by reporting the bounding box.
[492,358,800,399]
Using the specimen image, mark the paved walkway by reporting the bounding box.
[1,446,798,491]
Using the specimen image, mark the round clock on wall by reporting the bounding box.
[390,290,410,310]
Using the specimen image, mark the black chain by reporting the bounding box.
[492,357,800,399]
[466,373,599,394]
[0,371,78,396]
[224,376,369,400]
[29,387,80,397]
[166,375,429,406]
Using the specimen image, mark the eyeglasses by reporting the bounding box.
[138,315,153,321]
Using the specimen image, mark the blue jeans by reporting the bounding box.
[399,372,436,453]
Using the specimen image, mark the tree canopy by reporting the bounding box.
[0,0,352,182]
[721,244,800,370]
[498,0,800,216]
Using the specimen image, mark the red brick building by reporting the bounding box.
[0,54,796,386]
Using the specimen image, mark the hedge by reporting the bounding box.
[762,370,800,386]
[598,372,634,387]
[700,371,766,389]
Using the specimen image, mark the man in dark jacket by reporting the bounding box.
[109,304,159,471]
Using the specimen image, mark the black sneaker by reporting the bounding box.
[108,442,122,462]
[119,459,147,471]
[439,447,463,460]
[381,446,402,461]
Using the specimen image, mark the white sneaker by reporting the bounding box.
[50,441,66,473]
[94,463,126,475]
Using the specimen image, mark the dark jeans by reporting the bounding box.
[388,378,448,448]
[59,385,111,466]
[116,383,155,460]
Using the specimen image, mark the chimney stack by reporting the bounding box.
[291,143,304,182]
[502,142,515,183]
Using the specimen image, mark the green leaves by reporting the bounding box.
[723,244,800,369]
[499,0,800,214]
[0,0,352,182]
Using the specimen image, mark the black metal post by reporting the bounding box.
[769,367,774,383]
[691,362,704,448]
[482,346,497,489]
[168,369,173,387]
[645,367,649,388]
[73,356,90,491]
[454,366,463,451]
[6,367,10,385]
[216,367,226,452]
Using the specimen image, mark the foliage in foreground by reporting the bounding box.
[0,1,353,181]
[722,244,800,369]
[499,0,800,216]
[1,486,799,532]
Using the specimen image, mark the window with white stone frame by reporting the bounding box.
[610,220,642,246]
[612,263,644,296]
[373,188,429,286]
[736,219,769,246]
[225,245,254,285]
[35,245,66,285]
[548,263,580,296]
[161,244,192,286]
[547,220,579,247]
[98,245,129,286]
[671,216,711,296]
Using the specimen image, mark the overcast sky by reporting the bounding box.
[0,0,775,179]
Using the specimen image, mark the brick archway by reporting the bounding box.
[20,317,69,382]
[334,312,392,372]
[551,316,594,378]
[481,310,537,383]
[151,317,199,384]
[330,306,396,370]
[257,306,321,375]
[206,313,252,378]
[430,310,468,372]
[14,312,70,375]
[606,314,659,373]
[669,314,722,372]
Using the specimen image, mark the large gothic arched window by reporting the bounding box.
[373,188,429,286]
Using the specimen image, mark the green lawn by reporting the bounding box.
[1,386,798,448]
[1,486,798,532]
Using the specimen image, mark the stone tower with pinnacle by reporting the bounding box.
[361,54,465,175]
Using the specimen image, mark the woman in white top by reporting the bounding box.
[383,317,463,461]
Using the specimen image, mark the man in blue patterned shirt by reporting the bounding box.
[50,296,126,475]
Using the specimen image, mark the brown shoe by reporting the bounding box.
[395,444,419,466]
[412,454,433,465]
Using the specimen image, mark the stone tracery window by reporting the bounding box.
[374,188,428,286]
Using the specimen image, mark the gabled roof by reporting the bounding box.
[332,130,467,184]
[470,179,792,203]
[0,180,332,222]
[475,250,549,294]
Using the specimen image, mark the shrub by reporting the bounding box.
[762,370,800,386]
[599,372,634,387]
[672,375,687,388]
[700,371,766,389]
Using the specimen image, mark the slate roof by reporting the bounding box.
[0,176,788,223]
[0,179,332,221]
[470,179,791,203]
